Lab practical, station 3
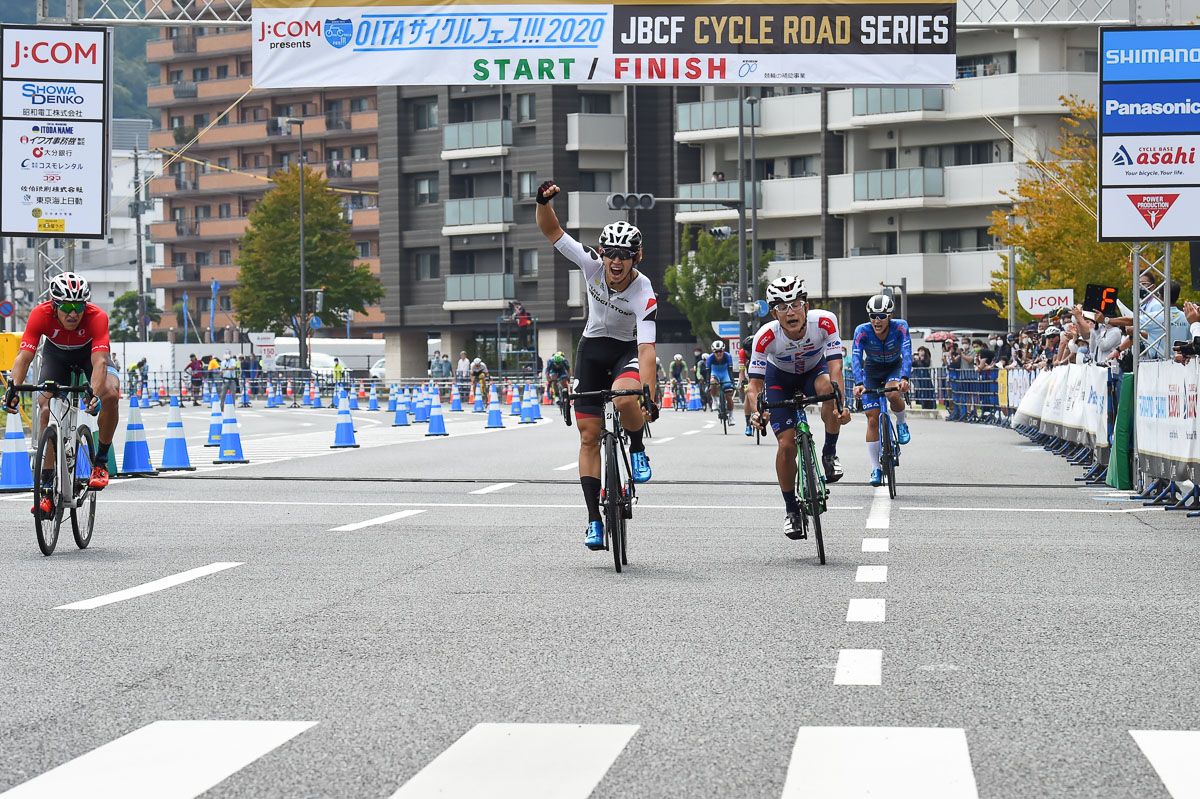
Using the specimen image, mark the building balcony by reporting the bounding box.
[197,76,253,101]
[146,38,175,61]
[351,111,377,131]
[148,130,175,149]
[176,263,203,283]
[188,120,268,147]
[566,113,626,151]
[173,81,198,99]
[853,88,945,116]
[846,163,1016,209]
[149,217,248,241]
[443,273,515,311]
[196,30,251,54]
[853,168,943,202]
[567,191,618,231]
[149,175,185,195]
[196,168,270,192]
[324,113,352,132]
[441,119,512,158]
[673,180,761,221]
[441,197,513,235]
[675,97,759,141]
[349,207,379,229]
[766,249,1004,298]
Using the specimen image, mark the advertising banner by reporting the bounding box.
[1098,187,1198,239]
[1017,288,1075,316]
[1134,360,1200,482]
[1012,369,1052,427]
[251,0,957,87]
[1100,134,1200,186]
[0,25,110,239]
[1011,365,1110,449]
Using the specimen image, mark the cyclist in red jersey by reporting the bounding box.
[3,273,121,490]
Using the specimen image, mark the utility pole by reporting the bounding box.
[747,96,759,305]
[736,87,748,342]
[287,118,308,371]
[134,147,147,342]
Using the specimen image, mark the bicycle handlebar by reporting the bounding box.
[567,385,649,403]
[10,383,94,395]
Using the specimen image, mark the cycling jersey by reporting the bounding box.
[851,319,913,386]
[706,352,736,379]
[554,232,657,344]
[546,360,570,376]
[669,362,687,381]
[748,313,843,379]
[20,301,110,354]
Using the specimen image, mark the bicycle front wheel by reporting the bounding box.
[34,425,61,556]
[799,435,826,565]
[604,435,624,573]
[881,418,897,499]
[71,425,96,549]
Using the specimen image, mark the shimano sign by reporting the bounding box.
[1098,25,1200,242]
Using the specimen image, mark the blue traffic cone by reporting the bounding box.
[0,411,34,492]
[119,396,157,476]
[348,387,359,411]
[331,394,360,448]
[392,390,410,426]
[510,385,521,416]
[139,389,150,409]
[240,385,251,407]
[205,396,223,447]
[160,396,195,471]
[531,386,543,420]
[387,384,397,414]
[426,396,449,436]
[213,401,249,463]
[302,380,313,407]
[520,386,536,424]
[414,392,429,423]
[202,381,211,404]
[450,385,463,412]
[485,385,505,429]
[312,383,324,409]
[368,384,380,411]
[688,383,702,411]
[472,385,485,413]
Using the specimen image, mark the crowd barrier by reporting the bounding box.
[1129,360,1200,512]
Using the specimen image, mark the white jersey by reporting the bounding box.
[748,313,843,377]
[554,232,657,344]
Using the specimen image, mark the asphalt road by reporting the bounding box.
[1,401,1197,798]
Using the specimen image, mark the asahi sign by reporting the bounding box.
[0,24,111,239]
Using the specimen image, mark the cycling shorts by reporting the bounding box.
[710,375,734,393]
[546,367,569,381]
[573,335,640,418]
[39,345,118,386]
[860,361,904,411]
[764,359,828,436]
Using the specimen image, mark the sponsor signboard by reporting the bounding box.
[1098,25,1200,242]
[251,0,956,87]
[0,25,110,239]
[1017,288,1074,316]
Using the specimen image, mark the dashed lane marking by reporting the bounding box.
[653,437,676,444]
[683,430,701,435]
[330,509,427,532]
[55,562,243,610]
[846,598,886,623]
[553,462,579,471]
[856,565,888,583]
[862,538,889,552]
[865,486,891,528]
[1130,730,1200,799]
[833,649,882,686]
[469,482,516,495]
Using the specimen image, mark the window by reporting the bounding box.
[518,248,538,277]
[216,64,228,79]
[168,70,183,84]
[920,227,995,253]
[219,249,232,265]
[350,96,370,113]
[216,113,228,127]
[219,296,232,311]
[789,155,818,178]
[415,250,439,280]
[193,113,210,128]
[195,251,211,265]
[194,205,212,219]
[172,252,189,265]
[518,172,538,199]
[412,97,438,130]
[579,93,611,114]
[920,141,1008,167]
[789,238,815,260]
[517,93,536,122]
[351,145,369,161]
[955,52,1015,79]
[415,175,439,205]
[145,245,155,264]
[81,240,89,249]
[578,171,612,192]
[356,241,371,258]
[192,67,209,82]
[217,157,230,169]
[218,203,231,219]
[169,115,184,129]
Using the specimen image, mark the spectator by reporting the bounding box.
[186,353,204,405]
[219,350,238,410]
[455,351,470,382]
[332,357,345,385]
[913,346,935,409]
[1109,278,1189,360]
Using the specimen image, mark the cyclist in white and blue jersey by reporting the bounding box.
[706,340,737,418]
[851,294,913,487]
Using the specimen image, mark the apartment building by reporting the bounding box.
[145,26,381,344]
[377,86,698,375]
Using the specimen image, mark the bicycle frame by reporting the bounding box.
[45,393,87,510]
[793,405,828,513]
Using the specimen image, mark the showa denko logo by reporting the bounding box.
[1127,193,1180,229]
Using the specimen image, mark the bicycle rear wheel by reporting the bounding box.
[34,425,61,556]
[799,435,826,565]
[71,425,96,549]
[881,417,897,499]
[604,435,623,573]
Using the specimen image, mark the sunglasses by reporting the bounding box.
[773,301,805,313]
[869,313,889,320]
[601,247,635,261]
[56,301,86,314]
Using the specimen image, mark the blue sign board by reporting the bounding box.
[711,321,740,338]
[1101,29,1200,82]
[1101,82,1200,134]
[310,316,323,330]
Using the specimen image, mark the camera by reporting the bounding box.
[1174,337,1200,357]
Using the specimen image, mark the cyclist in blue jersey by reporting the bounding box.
[706,340,737,419]
[851,294,913,486]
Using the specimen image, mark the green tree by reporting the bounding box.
[664,226,772,342]
[110,290,162,342]
[233,165,384,338]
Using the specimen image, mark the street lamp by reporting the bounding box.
[286,117,307,371]
[746,96,760,304]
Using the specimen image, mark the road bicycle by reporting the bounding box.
[11,378,100,556]
[713,381,735,434]
[867,385,905,499]
[563,384,651,574]
[670,377,687,411]
[758,384,843,565]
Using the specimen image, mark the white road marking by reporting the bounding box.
[1131,730,1200,799]
[682,430,701,435]
[833,649,882,685]
[865,486,891,528]
[846,598,886,623]
[99,499,864,512]
[862,537,889,552]
[390,723,638,799]
[553,461,579,471]
[856,565,888,583]
[330,509,427,531]
[704,423,715,429]
[55,563,243,610]
[901,506,1153,514]
[469,482,516,495]
[0,720,315,799]
[782,726,978,798]
[653,437,676,444]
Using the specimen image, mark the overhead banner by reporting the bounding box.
[251,0,957,87]
[1098,25,1200,242]
[1017,288,1074,316]
[0,24,111,239]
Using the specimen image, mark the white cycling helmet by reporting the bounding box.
[766,275,807,306]
[866,294,894,315]
[472,357,481,365]
[1044,326,1062,336]
[711,340,725,351]
[673,353,683,361]
[49,272,91,304]
[598,220,642,251]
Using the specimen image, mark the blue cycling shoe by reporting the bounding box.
[585,521,605,550]
[869,468,883,487]
[744,424,753,437]
[631,451,651,483]
[897,423,911,445]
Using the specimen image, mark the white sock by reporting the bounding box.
[894,409,907,426]
[867,439,881,470]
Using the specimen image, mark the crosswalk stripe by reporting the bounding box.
[0,720,315,799]
[782,726,978,798]
[1131,730,1200,798]
[390,723,638,799]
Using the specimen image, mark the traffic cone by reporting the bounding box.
[450,384,463,412]
[485,385,505,429]
[265,381,275,408]
[158,382,167,403]
[119,395,157,476]
[348,385,359,411]
[542,385,553,405]
[202,381,212,404]
[662,383,674,409]
[205,396,223,447]
[331,394,360,448]
[414,391,429,423]
[368,384,380,411]
[160,396,195,471]
[213,401,249,463]
[139,389,150,409]
[473,386,485,413]
[688,383,702,411]
[313,383,323,409]
[240,384,251,408]
[510,386,521,416]
[286,380,295,403]
[520,386,536,424]
[358,381,367,402]
[302,380,313,407]
[531,388,543,420]
[0,411,34,492]
[426,396,449,436]
[392,389,410,426]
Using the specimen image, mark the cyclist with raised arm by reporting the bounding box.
[536,179,659,551]
[851,294,913,487]
[706,340,737,421]
[745,276,851,539]
[545,351,572,401]
[3,274,121,507]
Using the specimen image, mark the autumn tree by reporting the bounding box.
[664,226,772,342]
[233,165,383,337]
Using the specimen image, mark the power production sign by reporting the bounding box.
[0,25,111,240]
[252,0,956,87]
[1098,25,1200,241]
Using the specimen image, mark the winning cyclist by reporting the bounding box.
[706,340,736,421]
[668,353,689,406]
[3,273,121,505]
[545,351,572,401]
[851,294,913,487]
[745,276,851,539]
[536,180,659,551]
